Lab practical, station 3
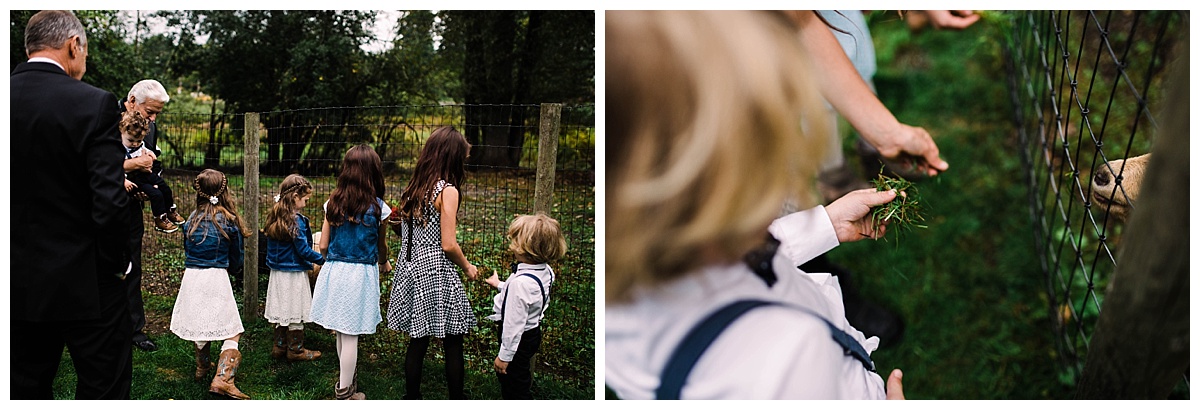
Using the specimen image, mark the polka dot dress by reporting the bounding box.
[386,180,475,338]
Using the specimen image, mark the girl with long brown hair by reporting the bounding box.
[386,126,479,399]
[309,145,391,400]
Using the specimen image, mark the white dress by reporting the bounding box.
[264,222,319,326]
[170,267,245,341]
[605,206,886,399]
[264,268,313,325]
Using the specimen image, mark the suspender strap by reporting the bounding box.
[655,299,875,400]
[501,273,549,338]
[501,273,546,326]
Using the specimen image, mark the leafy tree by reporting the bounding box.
[10,10,143,97]
[159,10,378,174]
[439,10,594,168]
[367,10,450,106]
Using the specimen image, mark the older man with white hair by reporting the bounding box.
[120,79,173,353]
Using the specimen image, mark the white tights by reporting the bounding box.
[335,332,358,389]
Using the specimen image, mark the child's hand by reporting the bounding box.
[494,357,509,374]
[826,188,900,243]
[124,179,137,192]
[485,273,500,288]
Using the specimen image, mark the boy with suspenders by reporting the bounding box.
[485,213,568,399]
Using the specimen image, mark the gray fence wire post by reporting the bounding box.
[243,112,261,322]
[1074,39,1190,399]
[534,103,562,215]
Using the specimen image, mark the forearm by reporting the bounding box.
[793,11,902,154]
[769,206,840,266]
[442,242,471,271]
[377,225,389,264]
[498,299,529,362]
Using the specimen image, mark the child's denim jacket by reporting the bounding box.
[266,213,325,271]
[183,212,244,271]
[324,198,390,265]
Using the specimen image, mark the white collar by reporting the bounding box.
[516,262,550,272]
[27,57,65,72]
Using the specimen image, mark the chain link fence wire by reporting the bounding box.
[1006,10,1186,391]
[149,103,592,260]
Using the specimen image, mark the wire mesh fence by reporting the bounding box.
[1006,10,1186,392]
[149,103,593,258]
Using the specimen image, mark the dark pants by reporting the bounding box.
[404,334,465,399]
[497,325,542,400]
[125,202,148,343]
[11,277,133,399]
[127,171,174,217]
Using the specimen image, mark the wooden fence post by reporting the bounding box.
[243,113,261,322]
[534,103,562,215]
[1074,38,1189,399]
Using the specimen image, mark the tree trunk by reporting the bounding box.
[1074,37,1189,399]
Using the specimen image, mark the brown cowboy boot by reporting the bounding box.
[286,329,321,361]
[209,348,250,399]
[334,378,365,400]
[194,342,213,382]
[271,326,287,360]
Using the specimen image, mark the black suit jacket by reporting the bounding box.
[11,61,132,322]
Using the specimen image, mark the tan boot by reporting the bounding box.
[334,378,365,400]
[286,329,321,361]
[194,342,212,382]
[209,349,250,399]
[271,326,287,360]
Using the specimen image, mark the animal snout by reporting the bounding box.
[1092,168,1111,187]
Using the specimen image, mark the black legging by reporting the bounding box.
[404,334,465,399]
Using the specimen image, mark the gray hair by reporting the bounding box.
[127,79,171,105]
[24,10,87,56]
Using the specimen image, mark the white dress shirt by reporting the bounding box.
[27,57,65,72]
[487,262,554,362]
[605,206,886,399]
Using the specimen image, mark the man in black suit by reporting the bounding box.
[11,10,134,399]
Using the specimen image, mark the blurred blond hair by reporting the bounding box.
[606,10,829,302]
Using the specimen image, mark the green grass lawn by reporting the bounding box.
[830,12,1063,399]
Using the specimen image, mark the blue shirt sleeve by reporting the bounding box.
[295,214,325,265]
[228,222,245,272]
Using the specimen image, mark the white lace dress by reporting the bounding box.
[386,180,476,338]
[170,267,245,341]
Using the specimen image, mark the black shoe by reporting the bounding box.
[133,338,159,352]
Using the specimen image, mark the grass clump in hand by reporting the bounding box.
[870,171,927,240]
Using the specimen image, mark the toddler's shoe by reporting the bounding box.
[166,205,185,225]
[155,214,179,233]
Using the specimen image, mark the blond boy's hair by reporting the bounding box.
[507,213,567,265]
[606,11,830,302]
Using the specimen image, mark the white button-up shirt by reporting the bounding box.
[488,262,554,362]
[605,206,886,399]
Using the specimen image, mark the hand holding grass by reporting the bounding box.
[826,188,900,242]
